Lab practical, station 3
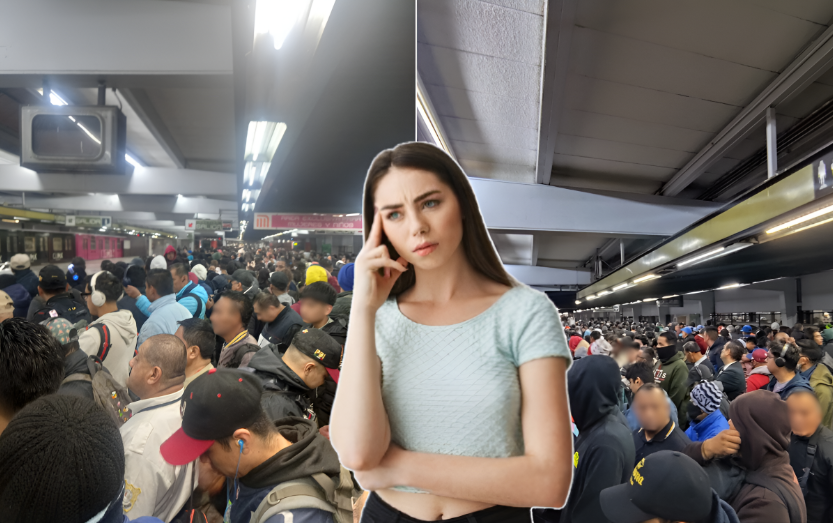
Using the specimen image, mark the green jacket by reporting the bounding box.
[657,351,689,415]
[809,363,833,430]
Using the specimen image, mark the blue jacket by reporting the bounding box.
[2,282,31,317]
[229,480,333,523]
[14,268,39,297]
[685,409,730,442]
[625,390,679,431]
[766,372,814,400]
[135,294,192,348]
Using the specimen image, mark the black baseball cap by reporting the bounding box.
[160,369,263,466]
[269,271,289,289]
[38,265,67,291]
[600,451,712,523]
[230,269,254,287]
[292,328,342,383]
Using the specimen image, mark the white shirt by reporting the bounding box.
[120,389,197,521]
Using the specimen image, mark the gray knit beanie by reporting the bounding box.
[0,395,125,523]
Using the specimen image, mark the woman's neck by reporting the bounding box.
[406,246,485,303]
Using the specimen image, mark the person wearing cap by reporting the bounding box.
[28,264,93,325]
[0,289,15,322]
[159,369,354,523]
[299,281,348,349]
[268,270,295,307]
[0,317,64,435]
[252,291,303,354]
[684,340,714,387]
[796,339,833,430]
[164,244,180,268]
[600,450,739,523]
[0,395,169,523]
[631,383,691,465]
[175,317,216,387]
[66,255,88,291]
[126,269,193,350]
[122,334,197,520]
[244,327,342,423]
[693,325,709,354]
[704,326,727,372]
[787,390,833,523]
[213,290,259,368]
[685,381,730,443]
[230,268,260,301]
[332,262,354,321]
[716,340,746,401]
[0,273,30,318]
[164,262,208,319]
[746,348,772,392]
[9,252,38,297]
[48,316,95,400]
[318,257,342,293]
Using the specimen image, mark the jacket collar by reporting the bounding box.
[638,419,676,443]
[128,388,183,416]
[148,293,176,313]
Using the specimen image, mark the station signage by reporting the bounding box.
[185,219,229,231]
[253,213,363,231]
[657,296,684,307]
[66,215,111,228]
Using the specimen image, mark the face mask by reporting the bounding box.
[687,403,703,422]
[657,344,676,362]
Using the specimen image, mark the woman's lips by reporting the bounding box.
[413,242,438,256]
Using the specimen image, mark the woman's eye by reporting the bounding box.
[387,211,401,220]
[424,200,439,209]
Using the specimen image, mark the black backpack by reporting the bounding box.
[32,293,92,326]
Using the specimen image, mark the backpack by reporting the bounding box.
[62,354,133,426]
[249,466,359,523]
[176,282,204,318]
[228,343,260,369]
[32,293,92,326]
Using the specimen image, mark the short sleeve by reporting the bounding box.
[509,287,572,368]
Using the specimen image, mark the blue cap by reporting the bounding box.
[696,325,703,331]
[682,327,693,335]
[337,262,354,292]
[742,325,753,333]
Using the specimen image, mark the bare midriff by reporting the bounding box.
[376,489,495,520]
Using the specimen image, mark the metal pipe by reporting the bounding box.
[766,107,778,178]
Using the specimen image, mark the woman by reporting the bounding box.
[329,143,573,522]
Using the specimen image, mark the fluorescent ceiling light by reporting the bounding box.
[642,298,657,302]
[254,0,309,50]
[575,300,581,304]
[612,283,629,291]
[49,92,69,106]
[717,283,742,290]
[586,295,597,301]
[662,295,679,299]
[245,122,287,163]
[791,215,833,234]
[767,203,833,234]
[597,290,610,296]
[678,247,725,267]
[633,274,660,284]
[345,213,360,217]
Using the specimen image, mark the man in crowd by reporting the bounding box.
[550,356,634,523]
[655,331,688,422]
[746,348,772,392]
[299,281,348,347]
[797,339,833,429]
[685,381,730,443]
[123,334,197,520]
[704,326,726,372]
[787,390,833,523]
[600,451,739,523]
[624,360,678,431]
[0,395,167,523]
[716,340,746,401]
[252,291,303,353]
[0,290,15,322]
[230,269,259,300]
[213,290,259,368]
[159,369,353,523]
[244,327,342,422]
[318,257,341,293]
[0,318,63,435]
[77,270,138,387]
[766,341,814,400]
[66,255,88,291]
[111,264,149,332]
[9,253,37,297]
[0,274,30,318]
[127,269,193,348]
[268,271,294,307]
[170,262,208,319]
[631,383,691,464]
[684,339,713,386]
[332,262,354,321]
[175,317,215,387]
[30,264,92,325]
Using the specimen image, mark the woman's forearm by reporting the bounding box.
[329,306,391,470]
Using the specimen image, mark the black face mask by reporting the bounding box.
[687,402,703,422]
[657,344,677,362]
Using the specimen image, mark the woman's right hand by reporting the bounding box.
[353,210,408,313]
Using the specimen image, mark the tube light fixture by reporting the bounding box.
[716,283,741,290]
[345,213,361,216]
[661,295,679,299]
[678,247,725,268]
[246,122,287,162]
[633,274,660,284]
[767,203,833,234]
[642,298,657,302]
[612,283,629,291]
[586,295,597,301]
[597,290,611,297]
[575,300,581,305]
[791,216,833,234]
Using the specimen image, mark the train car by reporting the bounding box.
[0,230,76,265]
[75,234,124,261]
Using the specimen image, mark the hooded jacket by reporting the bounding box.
[766,372,814,400]
[0,281,31,317]
[705,490,742,523]
[708,336,727,372]
[790,425,833,523]
[57,349,95,401]
[801,363,833,430]
[655,348,688,415]
[13,267,39,297]
[561,356,635,523]
[136,294,192,350]
[244,347,314,421]
[229,417,343,523]
[683,390,807,523]
[78,309,138,388]
[747,365,772,393]
[589,337,613,356]
[685,409,730,443]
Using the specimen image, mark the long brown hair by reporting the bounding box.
[363,142,513,296]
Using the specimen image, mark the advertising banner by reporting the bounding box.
[252,213,362,231]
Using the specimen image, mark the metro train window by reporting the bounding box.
[25,237,35,252]
[31,114,103,159]
[39,237,46,252]
[53,237,62,251]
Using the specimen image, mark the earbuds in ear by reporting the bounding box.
[238,440,244,452]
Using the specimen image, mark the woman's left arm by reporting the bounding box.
[353,357,573,508]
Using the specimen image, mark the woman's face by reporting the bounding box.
[373,166,463,271]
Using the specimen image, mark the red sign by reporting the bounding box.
[253,213,362,231]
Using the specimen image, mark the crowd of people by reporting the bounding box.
[0,245,360,523]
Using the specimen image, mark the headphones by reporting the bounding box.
[90,271,109,307]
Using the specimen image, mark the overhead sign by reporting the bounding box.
[658,296,684,307]
[253,213,362,231]
[185,220,195,231]
[195,219,223,230]
[222,221,234,231]
[70,215,111,228]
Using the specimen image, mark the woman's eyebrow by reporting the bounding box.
[379,189,441,211]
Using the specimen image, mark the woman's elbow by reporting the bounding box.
[330,439,384,472]
[533,463,572,508]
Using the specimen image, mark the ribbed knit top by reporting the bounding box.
[374,284,571,492]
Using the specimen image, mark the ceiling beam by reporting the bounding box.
[660,22,833,196]
[119,88,187,169]
[535,0,577,185]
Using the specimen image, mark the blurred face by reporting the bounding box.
[127,340,154,399]
[775,332,789,343]
[299,298,331,325]
[634,388,670,432]
[746,340,756,351]
[253,302,280,324]
[210,297,243,338]
[766,351,780,375]
[788,392,822,437]
[814,331,824,345]
[628,378,643,394]
[170,269,189,293]
[374,167,464,272]
[166,251,177,261]
[276,261,286,271]
[84,283,99,316]
[230,281,243,292]
[657,335,671,348]
[637,350,652,365]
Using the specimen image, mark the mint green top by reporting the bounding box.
[374,284,572,492]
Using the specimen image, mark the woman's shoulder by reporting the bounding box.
[494,284,559,316]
